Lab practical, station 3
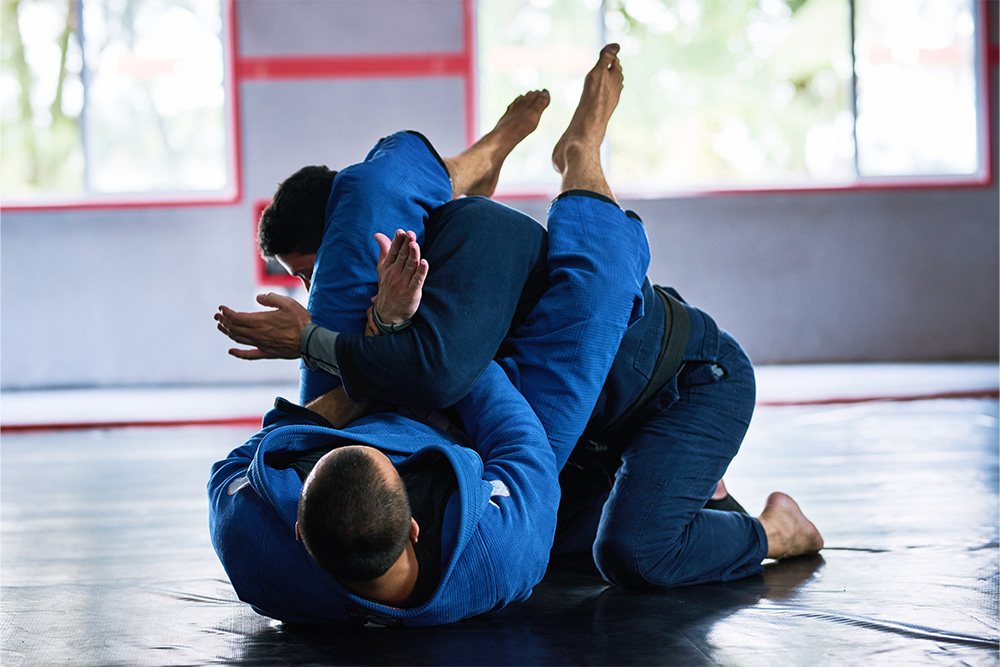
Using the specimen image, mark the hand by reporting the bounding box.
[215,293,311,360]
[373,230,428,325]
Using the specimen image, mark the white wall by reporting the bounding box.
[1,0,996,390]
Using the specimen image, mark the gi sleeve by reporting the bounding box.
[334,197,548,409]
[452,361,559,587]
[300,131,452,404]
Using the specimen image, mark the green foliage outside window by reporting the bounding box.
[1,0,84,196]
[1,0,230,204]
[604,0,853,189]
[477,0,982,195]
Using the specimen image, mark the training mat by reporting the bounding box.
[2,398,997,665]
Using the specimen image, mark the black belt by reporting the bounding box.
[603,285,690,434]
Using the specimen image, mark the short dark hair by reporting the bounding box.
[258,165,337,257]
[297,447,412,582]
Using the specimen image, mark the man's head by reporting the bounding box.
[296,445,413,582]
[258,164,337,260]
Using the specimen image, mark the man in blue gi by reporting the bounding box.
[217,45,823,598]
[209,45,652,625]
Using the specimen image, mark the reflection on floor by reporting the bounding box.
[1,364,998,666]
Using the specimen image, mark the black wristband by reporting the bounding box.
[372,305,413,335]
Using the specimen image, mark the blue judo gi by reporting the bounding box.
[208,137,650,625]
[304,132,770,589]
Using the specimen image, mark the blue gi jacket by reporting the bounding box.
[209,362,558,627]
[210,133,650,626]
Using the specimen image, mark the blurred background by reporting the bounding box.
[1,0,996,393]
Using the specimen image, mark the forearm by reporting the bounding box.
[304,385,370,429]
[336,298,508,408]
[298,306,413,385]
[454,361,559,562]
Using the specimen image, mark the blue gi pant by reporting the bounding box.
[556,306,768,588]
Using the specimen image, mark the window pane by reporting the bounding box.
[604,0,854,190]
[0,0,231,203]
[476,0,985,194]
[1,0,86,196]
[477,0,603,193]
[82,0,228,194]
[854,0,980,177]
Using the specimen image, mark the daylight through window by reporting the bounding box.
[1,0,233,205]
[476,0,985,194]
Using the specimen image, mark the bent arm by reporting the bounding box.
[335,198,548,408]
[300,132,452,404]
[207,405,294,506]
[452,362,560,590]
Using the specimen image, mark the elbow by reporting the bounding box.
[415,372,478,409]
[405,348,487,408]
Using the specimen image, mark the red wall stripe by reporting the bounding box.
[757,388,1000,407]
[0,417,264,434]
[234,0,478,140]
[235,53,469,80]
[3,389,997,434]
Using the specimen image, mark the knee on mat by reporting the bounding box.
[593,534,649,589]
[593,533,690,590]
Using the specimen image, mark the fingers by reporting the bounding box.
[385,229,407,266]
[411,258,429,288]
[374,232,392,263]
[215,293,309,363]
[216,318,255,346]
[214,309,236,338]
[216,304,257,329]
[214,304,264,343]
[392,230,418,269]
[228,347,270,361]
[379,230,421,275]
[404,232,420,270]
[256,292,295,309]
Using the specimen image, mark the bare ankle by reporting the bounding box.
[558,144,613,200]
[447,90,549,198]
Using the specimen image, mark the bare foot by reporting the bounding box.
[758,492,824,559]
[449,89,550,198]
[551,43,624,176]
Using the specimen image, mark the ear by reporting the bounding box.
[294,521,302,542]
[409,517,420,543]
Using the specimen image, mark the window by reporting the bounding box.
[1,0,236,207]
[476,0,987,195]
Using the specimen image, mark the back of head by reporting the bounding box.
[297,447,412,582]
[258,165,337,257]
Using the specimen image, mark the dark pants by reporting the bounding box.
[555,307,768,587]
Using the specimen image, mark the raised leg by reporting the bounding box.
[444,89,550,198]
[551,44,623,200]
